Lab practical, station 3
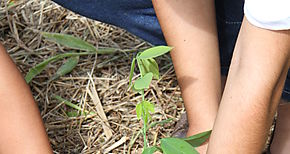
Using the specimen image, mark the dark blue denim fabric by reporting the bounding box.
[52,0,290,101]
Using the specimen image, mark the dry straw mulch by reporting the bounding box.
[0,0,275,153]
[1,0,184,153]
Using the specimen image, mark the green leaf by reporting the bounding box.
[136,103,142,119]
[25,48,122,83]
[51,56,79,81]
[143,101,154,113]
[138,46,172,59]
[141,101,155,125]
[66,111,80,117]
[134,73,153,90]
[144,111,150,124]
[149,118,173,128]
[137,58,146,77]
[97,48,119,54]
[161,138,198,154]
[137,51,160,79]
[136,101,155,124]
[183,130,211,147]
[25,52,95,83]
[54,95,96,115]
[141,58,159,79]
[131,85,143,94]
[42,32,96,52]
[142,146,159,154]
[129,58,136,87]
[25,56,59,83]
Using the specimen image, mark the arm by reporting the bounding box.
[152,0,221,136]
[152,1,221,152]
[0,44,52,153]
[207,18,290,153]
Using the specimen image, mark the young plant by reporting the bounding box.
[26,32,212,153]
[129,46,172,148]
[25,32,130,83]
[129,46,212,154]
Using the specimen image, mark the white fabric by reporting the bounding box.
[244,0,290,30]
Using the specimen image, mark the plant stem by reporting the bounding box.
[142,91,145,101]
[141,90,147,148]
[143,115,147,148]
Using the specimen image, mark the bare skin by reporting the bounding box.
[207,18,290,153]
[271,101,290,154]
[152,0,221,152]
[153,0,290,153]
[1,1,289,153]
[0,43,52,154]
[172,78,290,153]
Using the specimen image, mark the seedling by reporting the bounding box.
[26,32,212,154]
[129,46,211,154]
[25,32,131,83]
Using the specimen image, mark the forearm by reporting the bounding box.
[152,0,221,134]
[207,18,290,153]
[0,44,52,153]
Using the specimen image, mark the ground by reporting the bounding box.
[1,1,277,153]
[0,0,184,153]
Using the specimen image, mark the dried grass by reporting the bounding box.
[0,0,275,153]
[1,0,183,153]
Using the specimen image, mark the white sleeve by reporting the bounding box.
[244,0,290,30]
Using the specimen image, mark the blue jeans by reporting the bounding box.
[52,0,290,101]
